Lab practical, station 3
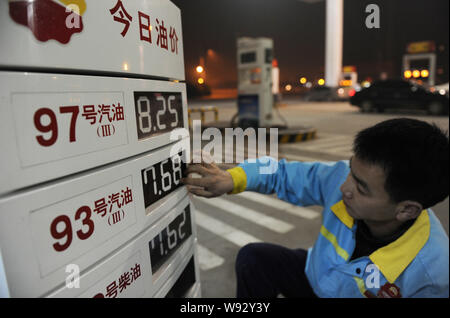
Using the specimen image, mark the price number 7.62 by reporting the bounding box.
[134,92,183,140]
[149,206,192,274]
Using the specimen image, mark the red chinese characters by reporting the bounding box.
[109,0,179,54]
[93,186,133,226]
[155,18,168,50]
[50,186,133,252]
[81,102,125,138]
[169,27,178,54]
[94,263,142,298]
[109,0,133,37]
[33,102,125,148]
[138,11,151,43]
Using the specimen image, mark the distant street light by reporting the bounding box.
[404,70,412,79]
[318,78,325,86]
[412,70,421,78]
[198,78,205,84]
[285,84,292,91]
[300,77,307,84]
[421,70,429,78]
[196,65,204,73]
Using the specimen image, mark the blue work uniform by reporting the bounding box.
[227,157,449,298]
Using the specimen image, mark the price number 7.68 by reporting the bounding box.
[141,152,186,208]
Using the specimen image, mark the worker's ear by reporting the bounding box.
[395,201,423,222]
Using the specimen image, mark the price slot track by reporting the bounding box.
[0,0,201,298]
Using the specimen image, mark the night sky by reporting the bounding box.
[171,0,449,89]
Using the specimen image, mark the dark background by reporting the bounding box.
[171,0,449,89]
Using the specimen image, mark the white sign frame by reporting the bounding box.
[0,71,188,195]
[0,0,185,80]
[0,138,191,297]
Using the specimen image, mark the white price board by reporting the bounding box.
[46,197,197,298]
[0,71,189,195]
[0,138,191,297]
[0,0,184,80]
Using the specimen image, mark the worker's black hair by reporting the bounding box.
[353,118,449,209]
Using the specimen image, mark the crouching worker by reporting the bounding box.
[181,118,449,298]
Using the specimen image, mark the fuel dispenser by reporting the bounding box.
[234,37,317,143]
[236,37,274,128]
[0,0,200,298]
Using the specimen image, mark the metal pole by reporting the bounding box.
[325,0,343,88]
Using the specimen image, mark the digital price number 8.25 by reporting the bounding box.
[134,92,183,140]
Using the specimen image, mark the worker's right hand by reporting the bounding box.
[181,161,234,198]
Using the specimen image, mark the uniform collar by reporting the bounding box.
[330,200,354,229]
[331,200,430,283]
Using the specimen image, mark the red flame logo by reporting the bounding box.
[9,0,86,44]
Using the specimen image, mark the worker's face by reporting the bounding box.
[340,156,397,222]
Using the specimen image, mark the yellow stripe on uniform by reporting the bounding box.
[353,277,368,297]
[320,225,350,261]
[226,167,247,194]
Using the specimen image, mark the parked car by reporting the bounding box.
[431,82,449,97]
[303,86,338,101]
[337,85,359,101]
[350,79,449,115]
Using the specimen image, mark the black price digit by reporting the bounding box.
[149,206,192,274]
[136,96,152,134]
[141,152,186,209]
[172,153,182,186]
[160,159,172,192]
[134,92,183,140]
[168,95,179,128]
[178,210,186,239]
[166,224,178,250]
[156,96,167,130]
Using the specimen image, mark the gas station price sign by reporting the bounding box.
[29,176,137,277]
[134,92,183,140]
[149,205,192,274]
[141,151,186,209]
[12,91,128,167]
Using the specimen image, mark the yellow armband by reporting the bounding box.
[226,167,247,194]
